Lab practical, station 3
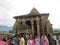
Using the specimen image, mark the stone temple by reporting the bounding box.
[13,8,53,44]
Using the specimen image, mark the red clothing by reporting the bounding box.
[0,35,9,45]
[0,41,8,45]
[27,39,35,45]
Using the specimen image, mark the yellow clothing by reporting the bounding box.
[20,37,25,45]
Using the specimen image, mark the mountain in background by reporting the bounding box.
[53,28,60,31]
[0,25,12,31]
[0,25,60,31]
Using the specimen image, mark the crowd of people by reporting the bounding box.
[0,33,51,45]
[52,34,60,45]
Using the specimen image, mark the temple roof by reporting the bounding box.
[29,8,40,15]
[14,8,49,19]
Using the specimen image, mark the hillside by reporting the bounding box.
[0,25,12,31]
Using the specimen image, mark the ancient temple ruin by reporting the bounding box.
[13,8,53,43]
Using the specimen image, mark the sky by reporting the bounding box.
[0,0,60,29]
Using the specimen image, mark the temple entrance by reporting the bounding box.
[26,20,31,28]
[26,20,37,37]
[34,20,37,37]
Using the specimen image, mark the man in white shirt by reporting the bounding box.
[52,35,57,45]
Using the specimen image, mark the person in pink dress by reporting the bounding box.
[40,34,45,45]
[27,34,35,45]
[0,35,9,45]
[40,34,49,45]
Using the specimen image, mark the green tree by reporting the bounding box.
[54,30,60,33]
[9,30,13,33]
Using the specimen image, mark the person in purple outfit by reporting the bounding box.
[40,34,49,45]
[40,34,45,45]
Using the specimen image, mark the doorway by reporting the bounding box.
[34,20,37,37]
[26,20,31,28]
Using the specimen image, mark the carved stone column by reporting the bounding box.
[13,18,22,35]
[14,22,19,35]
[30,17,34,37]
[22,18,26,24]
[36,17,40,37]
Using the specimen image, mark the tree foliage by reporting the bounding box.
[9,30,13,33]
[54,30,60,33]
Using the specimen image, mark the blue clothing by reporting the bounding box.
[13,37,17,45]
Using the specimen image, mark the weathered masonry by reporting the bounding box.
[13,8,53,42]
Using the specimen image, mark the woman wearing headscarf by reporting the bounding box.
[40,34,45,45]
[0,35,9,45]
[44,35,49,45]
[20,34,25,45]
[27,34,35,45]
[40,34,49,45]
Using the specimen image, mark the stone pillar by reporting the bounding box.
[14,22,19,36]
[36,17,40,37]
[22,18,26,24]
[30,18,34,37]
[14,18,22,35]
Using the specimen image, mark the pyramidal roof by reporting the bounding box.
[29,8,40,15]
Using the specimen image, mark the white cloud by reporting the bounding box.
[0,0,60,29]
